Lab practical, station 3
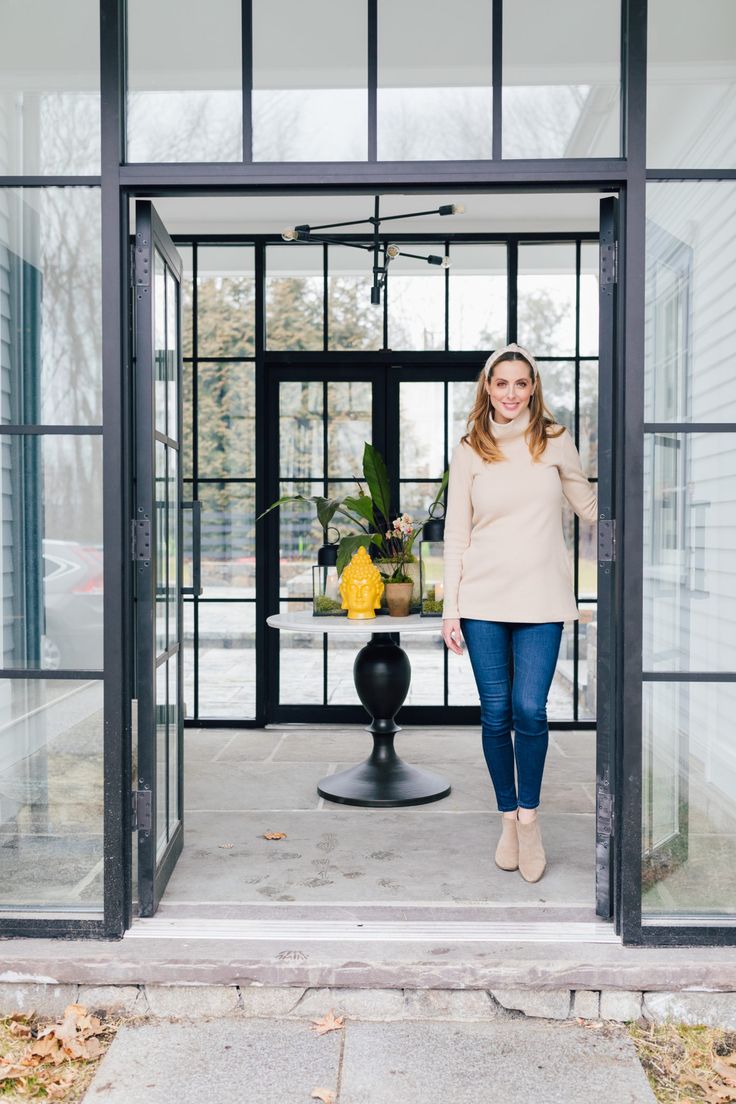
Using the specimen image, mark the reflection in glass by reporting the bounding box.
[646,182,736,422]
[266,246,323,350]
[643,433,736,672]
[378,0,492,160]
[166,267,179,441]
[579,360,599,478]
[167,656,179,832]
[127,0,242,162]
[327,248,383,351]
[155,441,167,657]
[400,382,445,480]
[280,600,321,705]
[388,246,446,350]
[279,482,323,600]
[0,679,103,911]
[448,245,507,350]
[279,382,324,478]
[198,602,255,717]
[0,189,102,425]
[197,247,255,358]
[154,252,167,437]
[539,361,575,437]
[448,380,477,455]
[0,435,102,670]
[517,244,577,356]
[197,362,256,479]
[155,660,167,856]
[253,0,366,160]
[577,602,597,719]
[580,242,600,357]
[327,381,372,479]
[167,448,179,649]
[503,0,620,158]
[0,0,100,174]
[183,601,195,720]
[648,0,736,169]
[198,483,255,598]
[180,245,194,360]
[643,681,736,920]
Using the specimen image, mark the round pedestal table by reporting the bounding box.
[266,611,451,808]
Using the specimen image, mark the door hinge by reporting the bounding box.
[598,518,616,563]
[131,789,152,833]
[597,787,614,837]
[600,241,618,288]
[134,231,151,288]
[131,516,151,562]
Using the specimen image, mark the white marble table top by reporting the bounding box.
[266,610,443,635]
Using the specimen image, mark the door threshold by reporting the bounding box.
[126,916,620,944]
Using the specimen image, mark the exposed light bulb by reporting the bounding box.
[441,256,451,269]
[386,244,401,259]
[281,227,298,241]
[451,203,465,215]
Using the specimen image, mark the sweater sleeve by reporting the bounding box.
[557,429,598,523]
[442,441,474,619]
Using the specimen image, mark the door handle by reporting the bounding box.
[182,500,203,596]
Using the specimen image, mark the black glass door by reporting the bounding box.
[133,201,184,916]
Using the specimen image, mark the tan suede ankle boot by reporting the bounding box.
[494,813,519,871]
[517,811,546,882]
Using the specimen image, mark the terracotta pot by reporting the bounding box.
[383,580,413,617]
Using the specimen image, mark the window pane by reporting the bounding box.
[197,247,255,358]
[378,0,492,160]
[580,242,600,357]
[642,682,736,921]
[538,360,575,437]
[127,0,242,162]
[198,483,255,598]
[183,601,194,719]
[278,481,323,600]
[168,655,179,831]
[448,245,507,351]
[266,246,323,351]
[0,189,102,425]
[253,0,367,161]
[517,244,577,357]
[0,679,103,911]
[448,380,477,456]
[646,182,736,422]
[578,602,597,720]
[155,442,167,656]
[387,246,446,350]
[0,434,103,671]
[155,660,167,856]
[180,245,194,360]
[0,0,100,174]
[580,360,598,479]
[648,0,736,169]
[198,602,255,718]
[400,382,445,480]
[643,433,736,672]
[503,0,621,158]
[197,362,255,479]
[279,381,324,478]
[279,599,321,705]
[327,246,383,351]
[327,381,372,480]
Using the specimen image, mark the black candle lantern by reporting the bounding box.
[312,527,345,616]
[419,503,445,616]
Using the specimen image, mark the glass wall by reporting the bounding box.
[0,0,100,175]
[0,188,103,913]
[643,181,736,922]
[181,245,257,720]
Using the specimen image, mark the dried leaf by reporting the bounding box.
[263,831,287,840]
[714,1058,736,1087]
[219,843,234,849]
[9,1020,32,1038]
[311,1089,336,1104]
[311,1011,345,1036]
[0,1065,28,1082]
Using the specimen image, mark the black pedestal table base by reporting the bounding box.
[317,632,451,808]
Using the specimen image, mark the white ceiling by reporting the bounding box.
[139,192,610,237]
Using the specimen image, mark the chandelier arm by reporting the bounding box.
[298,216,375,232]
[376,206,449,222]
[292,233,376,253]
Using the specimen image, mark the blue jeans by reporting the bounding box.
[460,619,563,812]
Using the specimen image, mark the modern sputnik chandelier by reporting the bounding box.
[281,195,465,305]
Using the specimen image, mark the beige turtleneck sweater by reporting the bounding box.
[442,408,598,623]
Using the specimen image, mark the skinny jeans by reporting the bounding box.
[460,618,563,812]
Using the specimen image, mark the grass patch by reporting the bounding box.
[0,1007,120,1102]
[629,1021,736,1103]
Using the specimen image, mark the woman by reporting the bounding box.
[441,343,597,883]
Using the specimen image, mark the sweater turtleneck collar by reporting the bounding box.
[489,405,531,440]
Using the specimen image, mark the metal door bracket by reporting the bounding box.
[600,241,618,288]
[132,517,151,562]
[131,789,152,833]
[597,787,614,837]
[134,233,151,287]
[598,518,616,563]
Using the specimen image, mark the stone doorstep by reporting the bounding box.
[2,984,736,1029]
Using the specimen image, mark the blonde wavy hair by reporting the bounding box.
[461,343,564,463]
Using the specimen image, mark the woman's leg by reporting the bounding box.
[510,622,563,812]
[460,619,516,811]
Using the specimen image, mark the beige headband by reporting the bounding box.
[483,342,539,380]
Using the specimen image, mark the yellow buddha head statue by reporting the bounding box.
[339,546,384,619]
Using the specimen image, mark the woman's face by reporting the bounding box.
[485,359,535,425]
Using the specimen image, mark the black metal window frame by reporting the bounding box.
[177,230,600,729]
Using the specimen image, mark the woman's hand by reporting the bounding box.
[442,618,464,656]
